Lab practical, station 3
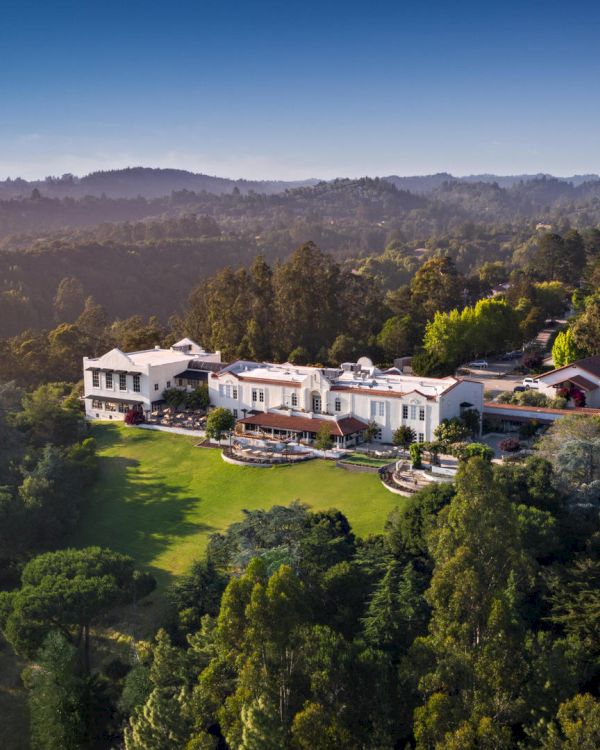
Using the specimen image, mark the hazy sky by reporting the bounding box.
[2,0,600,180]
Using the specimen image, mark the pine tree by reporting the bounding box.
[125,630,192,750]
[26,631,88,750]
[364,561,429,661]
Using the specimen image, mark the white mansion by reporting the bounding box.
[84,341,483,447]
[83,338,222,419]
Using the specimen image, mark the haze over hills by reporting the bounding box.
[0,167,320,200]
[1,167,599,200]
[383,172,600,192]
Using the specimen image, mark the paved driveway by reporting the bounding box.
[459,322,562,397]
[460,361,523,397]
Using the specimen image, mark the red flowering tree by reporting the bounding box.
[124,406,145,425]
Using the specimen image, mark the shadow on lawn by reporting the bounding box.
[79,454,217,589]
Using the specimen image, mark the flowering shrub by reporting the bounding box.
[499,437,520,452]
[556,385,586,407]
[124,408,145,425]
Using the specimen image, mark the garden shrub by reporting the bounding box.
[514,390,548,407]
[499,437,521,452]
[409,443,423,469]
[453,442,494,462]
[523,349,544,370]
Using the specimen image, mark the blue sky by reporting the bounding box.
[1,0,599,180]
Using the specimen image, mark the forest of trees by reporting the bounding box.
[1,169,600,749]
[1,449,598,748]
[2,225,599,388]
[3,175,600,342]
[0,381,100,586]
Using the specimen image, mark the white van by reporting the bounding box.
[522,377,540,390]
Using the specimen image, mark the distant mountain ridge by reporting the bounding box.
[0,166,598,200]
[0,167,320,200]
[383,172,600,193]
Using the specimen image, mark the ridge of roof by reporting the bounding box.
[537,355,600,380]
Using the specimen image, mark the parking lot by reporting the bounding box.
[459,322,560,397]
[460,359,525,398]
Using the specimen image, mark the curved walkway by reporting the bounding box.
[221,447,315,468]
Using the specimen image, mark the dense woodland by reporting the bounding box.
[1,170,600,749]
[3,224,600,388]
[4,172,600,343]
[1,432,599,749]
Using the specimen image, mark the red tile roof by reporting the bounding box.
[483,401,600,416]
[238,412,368,436]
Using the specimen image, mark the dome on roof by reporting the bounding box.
[357,356,374,369]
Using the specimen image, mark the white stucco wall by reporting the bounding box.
[209,370,484,443]
[84,349,192,420]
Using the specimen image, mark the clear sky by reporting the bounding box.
[1,0,600,180]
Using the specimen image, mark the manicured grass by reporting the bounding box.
[74,424,403,588]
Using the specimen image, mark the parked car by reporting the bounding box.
[501,350,522,361]
[513,385,527,393]
[522,377,540,389]
[468,360,489,369]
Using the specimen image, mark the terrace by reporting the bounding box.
[146,406,207,431]
[223,438,315,466]
[380,457,457,495]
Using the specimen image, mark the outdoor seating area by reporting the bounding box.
[147,407,207,431]
[224,439,315,466]
[355,443,402,460]
[380,458,454,495]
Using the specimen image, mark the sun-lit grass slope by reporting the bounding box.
[74,424,401,587]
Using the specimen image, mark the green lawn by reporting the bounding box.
[74,424,403,588]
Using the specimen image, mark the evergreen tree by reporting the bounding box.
[529,693,600,750]
[363,561,429,661]
[125,630,192,750]
[26,631,88,750]
[413,458,533,749]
